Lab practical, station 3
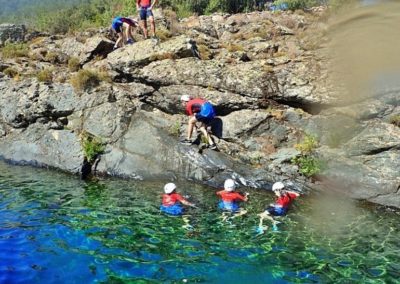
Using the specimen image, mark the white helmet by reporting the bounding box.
[224,179,236,192]
[164,183,176,194]
[180,95,191,102]
[272,182,285,192]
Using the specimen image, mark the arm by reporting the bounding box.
[287,191,300,198]
[136,0,141,10]
[181,199,196,207]
[150,0,158,9]
[236,192,248,202]
[176,194,196,207]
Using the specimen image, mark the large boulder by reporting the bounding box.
[0,23,26,46]
[0,124,83,173]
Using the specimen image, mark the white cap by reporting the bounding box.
[272,182,285,191]
[180,95,191,102]
[164,183,176,194]
[224,179,236,192]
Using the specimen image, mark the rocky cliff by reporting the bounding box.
[0,8,399,208]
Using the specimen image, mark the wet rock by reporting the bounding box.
[0,125,83,173]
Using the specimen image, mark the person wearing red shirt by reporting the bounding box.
[136,0,158,39]
[258,181,300,231]
[217,179,249,219]
[180,95,217,150]
[160,182,195,215]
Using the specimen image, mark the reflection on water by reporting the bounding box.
[0,161,399,283]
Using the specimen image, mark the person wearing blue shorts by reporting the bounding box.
[111,16,138,49]
[160,183,196,216]
[136,0,158,39]
[180,95,217,150]
[258,182,300,230]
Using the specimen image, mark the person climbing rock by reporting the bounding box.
[180,95,217,150]
[258,182,300,231]
[111,16,138,49]
[160,183,196,216]
[136,0,158,40]
[217,179,248,220]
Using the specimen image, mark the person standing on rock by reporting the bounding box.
[258,182,300,231]
[111,16,138,49]
[180,95,217,150]
[136,0,158,40]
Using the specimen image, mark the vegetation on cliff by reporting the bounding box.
[0,0,349,34]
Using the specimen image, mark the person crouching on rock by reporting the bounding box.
[111,16,138,49]
[217,179,249,219]
[180,95,217,150]
[160,183,196,216]
[258,182,300,230]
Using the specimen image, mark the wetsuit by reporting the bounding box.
[217,190,246,212]
[266,192,298,216]
[160,193,188,215]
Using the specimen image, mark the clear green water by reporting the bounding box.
[0,161,399,283]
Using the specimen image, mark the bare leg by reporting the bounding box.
[115,33,124,48]
[149,16,156,37]
[258,211,275,224]
[187,116,197,140]
[232,208,247,219]
[198,125,215,146]
[140,20,148,39]
[128,26,135,40]
[182,215,193,230]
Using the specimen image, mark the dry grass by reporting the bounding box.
[149,53,177,61]
[44,51,59,63]
[30,37,47,46]
[3,67,19,78]
[36,69,53,83]
[68,57,81,72]
[1,43,29,59]
[390,115,400,127]
[223,43,244,53]
[70,69,111,92]
[156,28,173,42]
[197,44,212,60]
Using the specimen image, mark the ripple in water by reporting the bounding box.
[0,161,400,283]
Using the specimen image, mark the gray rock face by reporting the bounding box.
[0,23,26,46]
[0,10,399,209]
[0,124,83,173]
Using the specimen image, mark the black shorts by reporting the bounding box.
[195,113,213,124]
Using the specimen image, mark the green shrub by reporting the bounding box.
[292,133,322,177]
[294,133,318,154]
[168,121,181,137]
[292,155,322,177]
[36,69,53,83]
[81,132,105,163]
[1,43,29,59]
[390,115,400,127]
[68,57,81,72]
[70,69,111,92]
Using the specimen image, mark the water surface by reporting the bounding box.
[0,161,399,283]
